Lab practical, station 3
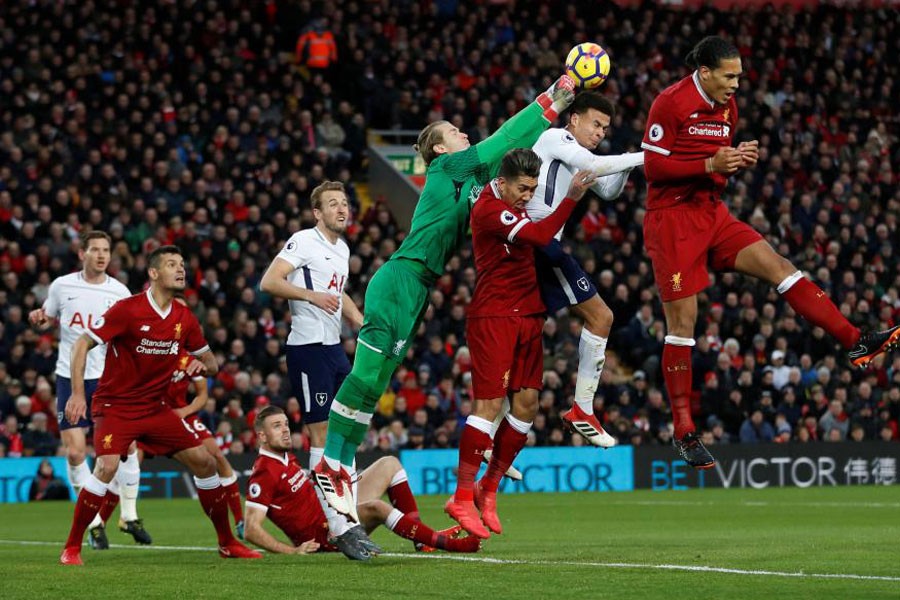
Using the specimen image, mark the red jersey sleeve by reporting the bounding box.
[474,196,577,247]
[642,95,707,181]
[85,299,130,345]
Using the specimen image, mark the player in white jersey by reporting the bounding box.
[527,92,644,448]
[259,181,379,558]
[29,231,151,549]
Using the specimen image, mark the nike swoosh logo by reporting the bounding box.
[67,296,77,301]
[848,345,868,357]
[325,257,331,261]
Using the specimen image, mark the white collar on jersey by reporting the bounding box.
[145,289,172,319]
[78,271,111,286]
[489,178,501,198]
[692,71,715,108]
[312,225,340,247]
[259,448,289,466]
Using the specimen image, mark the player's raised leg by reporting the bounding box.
[60,450,122,565]
[732,239,900,368]
[562,293,617,448]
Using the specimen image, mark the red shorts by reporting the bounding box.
[183,414,213,441]
[94,408,202,457]
[467,315,544,399]
[644,201,763,302]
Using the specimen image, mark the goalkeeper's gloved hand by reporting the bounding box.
[537,74,576,122]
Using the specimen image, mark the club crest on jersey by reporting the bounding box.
[649,124,664,142]
[468,184,484,205]
[577,277,590,292]
[102,434,113,449]
[722,109,730,122]
[671,272,683,293]
[174,323,182,339]
[315,393,328,407]
[392,339,406,356]
[249,483,261,498]
[170,342,180,355]
[500,210,517,226]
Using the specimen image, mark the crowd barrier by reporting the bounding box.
[1,442,895,503]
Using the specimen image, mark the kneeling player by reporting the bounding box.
[244,406,481,559]
[166,352,245,537]
[446,149,596,538]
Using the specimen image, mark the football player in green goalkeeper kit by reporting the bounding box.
[312,73,579,517]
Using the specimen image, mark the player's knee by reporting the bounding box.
[380,455,402,475]
[473,398,503,421]
[67,446,86,465]
[584,303,614,334]
[93,456,119,482]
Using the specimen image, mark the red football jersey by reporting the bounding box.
[642,72,738,210]
[87,290,210,418]
[246,450,328,546]
[164,352,206,410]
[469,180,578,317]
[469,182,543,318]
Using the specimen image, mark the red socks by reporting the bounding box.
[388,478,419,521]
[480,419,527,494]
[663,343,695,439]
[224,480,243,523]
[98,492,120,524]
[197,486,237,546]
[454,425,492,502]
[65,489,105,549]
[782,278,860,348]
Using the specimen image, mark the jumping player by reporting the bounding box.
[640,36,900,469]
[445,149,596,538]
[528,92,644,447]
[314,74,580,516]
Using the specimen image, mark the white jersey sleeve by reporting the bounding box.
[46,273,131,380]
[528,128,644,239]
[276,228,349,346]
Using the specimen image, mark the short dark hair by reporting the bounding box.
[148,245,183,269]
[569,92,616,120]
[498,148,541,180]
[414,120,450,167]
[310,181,346,210]
[254,405,286,432]
[81,231,111,250]
[685,36,740,70]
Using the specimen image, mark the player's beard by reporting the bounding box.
[324,218,346,236]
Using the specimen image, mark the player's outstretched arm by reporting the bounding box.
[260,256,340,315]
[510,171,597,247]
[243,505,319,555]
[445,75,576,179]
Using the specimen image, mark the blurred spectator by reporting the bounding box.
[29,459,69,501]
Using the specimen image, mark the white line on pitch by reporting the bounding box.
[1,539,897,582]
[601,500,900,509]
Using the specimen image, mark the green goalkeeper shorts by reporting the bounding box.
[356,258,435,360]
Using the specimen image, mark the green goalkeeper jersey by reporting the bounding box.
[391,102,549,278]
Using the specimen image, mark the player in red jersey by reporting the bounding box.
[641,36,900,470]
[60,246,261,565]
[444,149,596,538]
[165,350,244,537]
[244,406,481,558]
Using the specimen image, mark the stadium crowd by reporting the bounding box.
[0,0,898,461]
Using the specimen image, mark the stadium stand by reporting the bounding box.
[0,0,897,459]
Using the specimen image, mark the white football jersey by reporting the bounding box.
[276,227,350,346]
[43,272,131,379]
[528,128,645,239]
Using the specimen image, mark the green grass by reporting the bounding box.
[1,486,899,599]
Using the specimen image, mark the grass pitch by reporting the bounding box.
[1,486,898,599]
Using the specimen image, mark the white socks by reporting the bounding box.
[777,270,804,294]
[505,413,533,435]
[310,446,353,537]
[67,459,92,494]
[116,451,141,522]
[574,329,608,415]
